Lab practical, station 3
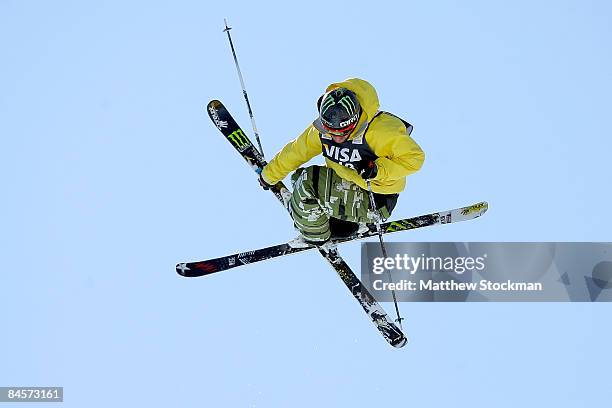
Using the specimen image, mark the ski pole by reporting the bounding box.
[366,179,404,329]
[222,19,265,158]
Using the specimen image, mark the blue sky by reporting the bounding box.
[1,0,611,406]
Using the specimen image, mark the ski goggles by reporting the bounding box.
[322,121,358,137]
[313,117,359,137]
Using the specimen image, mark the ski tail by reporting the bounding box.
[176,243,310,277]
[319,247,407,347]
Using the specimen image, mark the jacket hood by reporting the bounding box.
[312,78,380,135]
[325,78,379,121]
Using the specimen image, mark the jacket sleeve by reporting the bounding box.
[370,119,425,182]
[261,125,322,185]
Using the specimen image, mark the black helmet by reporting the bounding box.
[313,88,361,137]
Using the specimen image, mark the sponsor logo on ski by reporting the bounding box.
[440,213,452,224]
[227,129,251,151]
[208,105,228,130]
[386,220,419,232]
[176,263,189,273]
[386,221,405,232]
[461,202,487,215]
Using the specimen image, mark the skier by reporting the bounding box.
[259,78,425,247]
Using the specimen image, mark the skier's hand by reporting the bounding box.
[259,173,273,190]
[360,160,378,180]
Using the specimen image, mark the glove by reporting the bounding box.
[360,160,378,180]
[259,172,273,190]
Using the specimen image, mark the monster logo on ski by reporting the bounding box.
[207,100,267,172]
[208,100,252,152]
[227,129,251,151]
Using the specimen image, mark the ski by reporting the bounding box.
[176,201,488,277]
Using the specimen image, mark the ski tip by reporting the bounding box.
[476,201,488,216]
[392,336,408,348]
[207,99,222,109]
[176,263,191,277]
[461,201,489,218]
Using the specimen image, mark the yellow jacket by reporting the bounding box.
[261,78,425,194]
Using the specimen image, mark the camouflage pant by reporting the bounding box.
[290,165,395,243]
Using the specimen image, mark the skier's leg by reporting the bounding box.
[289,165,333,244]
[289,165,399,243]
[323,171,399,227]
